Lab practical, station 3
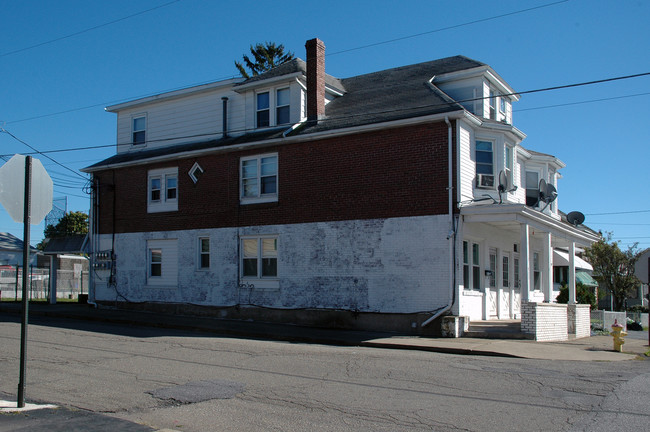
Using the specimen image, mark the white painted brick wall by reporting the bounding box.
[93,215,451,314]
[521,302,568,341]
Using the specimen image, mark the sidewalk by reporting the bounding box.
[1,301,648,362]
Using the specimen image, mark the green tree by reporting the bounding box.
[583,233,640,311]
[44,211,88,238]
[235,42,294,79]
[556,282,597,309]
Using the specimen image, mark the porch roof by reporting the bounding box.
[460,204,600,248]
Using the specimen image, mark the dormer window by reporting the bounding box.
[132,115,146,145]
[276,88,290,125]
[256,92,270,127]
[256,88,291,128]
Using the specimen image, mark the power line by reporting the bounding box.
[515,92,650,112]
[0,0,182,58]
[0,127,88,180]
[3,0,569,126]
[3,69,650,159]
[327,0,570,57]
[586,209,650,216]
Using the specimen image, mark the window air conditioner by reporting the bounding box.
[476,174,495,188]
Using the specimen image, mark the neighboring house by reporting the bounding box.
[552,247,598,302]
[0,232,37,267]
[82,38,599,340]
[0,232,39,299]
[36,234,90,302]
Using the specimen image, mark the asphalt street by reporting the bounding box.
[0,314,648,431]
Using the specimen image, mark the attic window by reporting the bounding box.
[189,162,204,184]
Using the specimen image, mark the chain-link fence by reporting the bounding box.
[0,266,88,301]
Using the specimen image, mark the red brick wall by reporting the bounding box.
[95,121,454,234]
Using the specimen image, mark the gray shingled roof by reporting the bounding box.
[86,56,483,169]
[0,232,36,252]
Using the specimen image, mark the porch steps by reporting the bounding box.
[464,320,532,340]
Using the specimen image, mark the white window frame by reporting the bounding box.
[475,140,495,189]
[198,237,210,270]
[463,240,482,291]
[149,248,162,278]
[146,239,178,287]
[240,235,279,289]
[255,87,291,128]
[525,169,541,208]
[148,167,178,213]
[240,153,278,204]
[132,114,147,145]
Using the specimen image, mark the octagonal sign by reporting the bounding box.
[0,154,53,224]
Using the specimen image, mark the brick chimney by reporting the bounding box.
[305,38,325,123]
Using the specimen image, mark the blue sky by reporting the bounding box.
[1,0,649,250]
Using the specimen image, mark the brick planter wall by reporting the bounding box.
[521,302,568,342]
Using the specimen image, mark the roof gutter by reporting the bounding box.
[82,110,466,173]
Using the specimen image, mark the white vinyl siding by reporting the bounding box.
[147,239,178,287]
[115,88,245,153]
[458,122,474,202]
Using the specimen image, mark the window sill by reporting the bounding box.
[240,195,278,205]
[145,283,177,289]
[239,279,279,290]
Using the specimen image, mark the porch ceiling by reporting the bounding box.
[460,204,600,248]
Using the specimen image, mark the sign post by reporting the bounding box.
[0,154,53,408]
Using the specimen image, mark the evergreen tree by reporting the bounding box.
[235,42,294,79]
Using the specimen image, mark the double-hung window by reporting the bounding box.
[256,92,270,127]
[148,167,178,213]
[475,140,494,188]
[132,116,146,145]
[149,249,162,277]
[525,171,540,207]
[463,241,481,291]
[240,154,278,204]
[276,88,290,125]
[241,236,278,280]
[256,88,290,128]
[198,237,210,269]
[146,239,178,286]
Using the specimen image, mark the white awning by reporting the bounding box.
[553,250,593,270]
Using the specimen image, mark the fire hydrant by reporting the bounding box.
[611,319,627,352]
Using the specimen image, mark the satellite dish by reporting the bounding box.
[498,170,509,193]
[538,179,548,203]
[545,183,557,203]
[567,211,585,226]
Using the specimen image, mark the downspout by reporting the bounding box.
[222,97,228,138]
[422,115,457,327]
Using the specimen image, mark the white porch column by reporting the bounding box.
[520,223,531,302]
[568,241,576,304]
[543,232,552,302]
